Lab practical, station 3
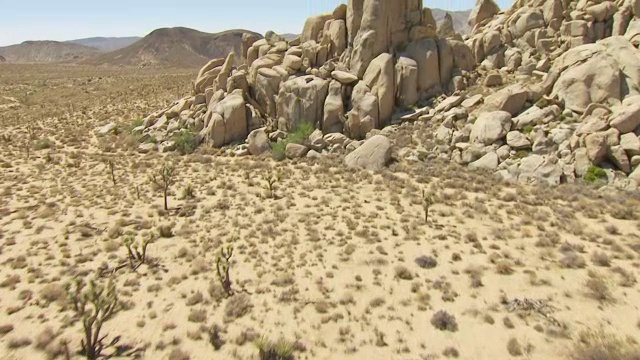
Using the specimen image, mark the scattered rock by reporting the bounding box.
[344,135,392,171]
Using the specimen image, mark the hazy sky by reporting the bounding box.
[0,0,513,46]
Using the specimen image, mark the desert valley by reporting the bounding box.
[1,1,640,360]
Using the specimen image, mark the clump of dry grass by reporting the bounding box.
[569,328,640,360]
[224,293,252,323]
[585,272,614,303]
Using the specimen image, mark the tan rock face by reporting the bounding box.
[301,13,333,43]
[349,0,425,78]
[363,53,395,127]
[276,76,329,132]
[395,56,419,108]
[344,134,392,170]
[323,80,346,134]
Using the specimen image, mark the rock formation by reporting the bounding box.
[132,0,640,192]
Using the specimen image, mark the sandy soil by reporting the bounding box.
[0,64,639,360]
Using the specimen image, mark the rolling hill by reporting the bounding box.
[0,40,99,63]
[87,27,262,68]
[67,37,142,52]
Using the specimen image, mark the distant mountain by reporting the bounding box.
[432,8,472,35]
[281,33,299,41]
[0,40,99,63]
[67,37,142,52]
[87,27,262,68]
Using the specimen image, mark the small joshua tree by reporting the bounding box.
[422,190,434,224]
[262,171,281,199]
[67,278,119,360]
[124,235,153,270]
[216,246,234,297]
[105,159,117,186]
[150,163,177,211]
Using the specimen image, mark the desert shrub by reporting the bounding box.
[34,138,53,150]
[507,338,523,356]
[255,337,295,360]
[224,293,252,323]
[522,125,534,134]
[559,253,586,269]
[443,346,460,358]
[585,272,614,303]
[569,328,640,360]
[174,129,198,155]
[431,310,458,332]
[584,166,607,184]
[591,251,611,267]
[394,265,413,280]
[415,255,438,269]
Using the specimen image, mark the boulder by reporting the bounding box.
[201,89,248,147]
[344,135,392,171]
[585,131,610,164]
[482,84,528,116]
[406,38,440,92]
[609,145,632,173]
[254,68,282,119]
[470,111,513,145]
[301,13,333,42]
[518,155,564,186]
[506,131,531,150]
[247,128,271,155]
[327,20,348,58]
[285,143,310,158]
[276,76,329,132]
[395,56,419,108]
[97,123,116,137]
[323,80,346,134]
[469,152,499,170]
[468,0,500,28]
[620,133,640,157]
[630,166,640,184]
[347,82,379,139]
[363,53,395,126]
[449,40,475,72]
[514,10,546,38]
[349,0,424,77]
[609,102,640,134]
[332,70,359,85]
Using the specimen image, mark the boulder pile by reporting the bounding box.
[425,0,640,189]
[134,0,475,155]
[131,0,640,191]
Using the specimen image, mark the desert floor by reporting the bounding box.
[1,64,640,360]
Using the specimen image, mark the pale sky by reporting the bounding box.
[0,0,513,46]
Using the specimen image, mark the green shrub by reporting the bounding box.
[584,166,607,184]
[522,125,534,134]
[287,121,314,145]
[271,121,314,161]
[514,150,529,159]
[174,129,198,155]
[272,141,287,161]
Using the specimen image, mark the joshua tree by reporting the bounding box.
[262,170,281,199]
[150,162,177,211]
[67,278,119,360]
[124,236,153,270]
[216,246,234,297]
[105,159,117,186]
[422,190,434,224]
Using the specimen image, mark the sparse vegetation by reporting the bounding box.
[66,278,119,360]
